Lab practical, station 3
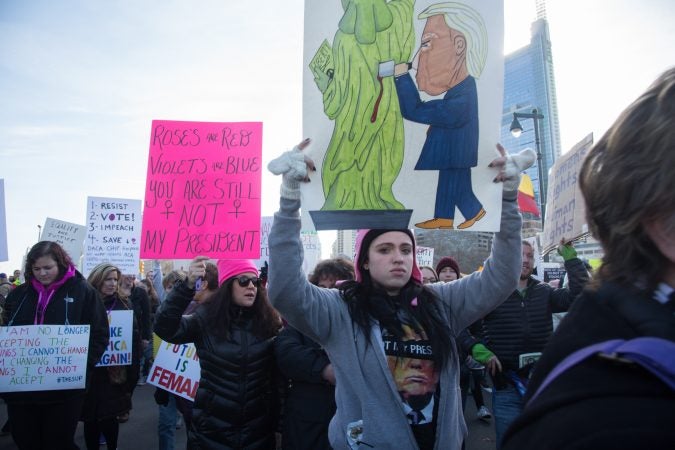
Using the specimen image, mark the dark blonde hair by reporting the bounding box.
[579,67,675,291]
[87,263,126,300]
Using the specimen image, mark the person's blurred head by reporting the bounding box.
[420,266,438,284]
[194,262,218,303]
[119,274,136,296]
[87,263,122,297]
[25,241,74,287]
[520,241,535,280]
[162,270,186,293]
[580,68,675,290]
[354,229,422,295]
[435,257,460,282]
[309,258,355,288]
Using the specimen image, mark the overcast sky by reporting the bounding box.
[1,0,673,273]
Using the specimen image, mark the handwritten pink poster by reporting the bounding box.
[141,120,262,259]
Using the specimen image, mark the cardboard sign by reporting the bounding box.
[253,216,274,270]
[0,325,90,392]
[42,218,87,265]
[84,196,142,276]
[96,310,133,367]
[147,340,200,401]
[416,246,434,268]
[141,120,263,259]
[541,262,566,284]
[300,230,321,276]
[542,134,593,254]
[302,0,505,231]
[255,216,320,276]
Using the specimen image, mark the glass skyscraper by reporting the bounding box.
[501,16,561,227]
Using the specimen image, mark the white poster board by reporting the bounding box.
[84,196,142,276]
[416,246,434,268]
[42,218,87,265]
[541,134,593,254]
[255,216,321,276]
[302,0,505,232]
[301,230,321,276]
[96,310,133,367]
[148,340,200,401]
[253,216,274,270]
[0,324,90,392]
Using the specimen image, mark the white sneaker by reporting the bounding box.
[477,405,492,421]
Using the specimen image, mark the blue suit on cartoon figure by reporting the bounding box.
[395,73,482,224]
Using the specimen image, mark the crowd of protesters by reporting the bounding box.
[1,68,674,450]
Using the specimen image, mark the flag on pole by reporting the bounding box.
[518,174,540,217]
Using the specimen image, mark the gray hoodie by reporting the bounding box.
[268,195,521,450]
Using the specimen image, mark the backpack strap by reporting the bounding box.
[527,337,675,406]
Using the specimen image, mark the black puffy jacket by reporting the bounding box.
[154,282,278,450]
[481,258,589,379]
[502,282,675,449]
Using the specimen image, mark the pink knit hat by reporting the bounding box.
[217,259,259,286]
[353,229,422,284]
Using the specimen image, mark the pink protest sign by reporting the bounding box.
[141,120,262,259]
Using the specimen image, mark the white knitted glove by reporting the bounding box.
[268,144,311,200]
[501,148,536,193]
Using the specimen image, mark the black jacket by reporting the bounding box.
[275,326,335,450]
[129,285,152,341]
[81,294,141,421]
[481,257,588,381]
[154,281,278,450]
[502,282,675,449]
[2,271,109,404]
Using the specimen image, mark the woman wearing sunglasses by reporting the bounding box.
[154,257,281,450]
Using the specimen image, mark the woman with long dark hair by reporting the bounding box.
[2,241,109,450]
[82,263,140,450]
[267,139,533,450]
[154,257,281,449]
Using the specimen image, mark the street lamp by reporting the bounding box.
[510,108,546,220]
[37,224,42,242]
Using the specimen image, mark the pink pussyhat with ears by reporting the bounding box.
[217,259,259,286]
[352,229,423,285]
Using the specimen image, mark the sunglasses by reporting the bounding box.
[236,276,261,287]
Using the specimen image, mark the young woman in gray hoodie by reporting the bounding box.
[267,139,533,450]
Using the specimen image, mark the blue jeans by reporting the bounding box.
[158,395,177,450]
[492,385,523,449]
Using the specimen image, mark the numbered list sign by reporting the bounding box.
[141,120,263,259]
[0,325,90,392]
[84,197,142,276]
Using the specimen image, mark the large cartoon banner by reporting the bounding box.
[0,324,90,392]
[303,0,504,231]
[141,120,262,260]
[42,218,87,265]
[84,196,142,276]
[541,133,593,255]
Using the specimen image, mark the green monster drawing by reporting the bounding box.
[311,0,415,210]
